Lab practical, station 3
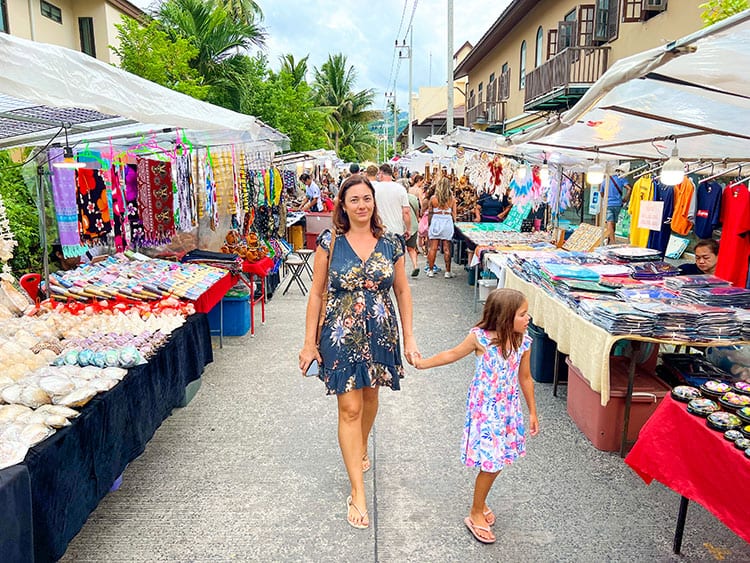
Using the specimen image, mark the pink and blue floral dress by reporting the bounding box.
[462,328,532,472]
[317,230,405,395]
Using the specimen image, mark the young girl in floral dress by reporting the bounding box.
[414,288,539,544]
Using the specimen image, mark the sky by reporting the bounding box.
[131,0,513,113]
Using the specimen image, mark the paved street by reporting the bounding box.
[61,256,750,562]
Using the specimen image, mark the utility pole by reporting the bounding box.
[384,92,394,159]
[446,0,454,133]
[398,31,413,152]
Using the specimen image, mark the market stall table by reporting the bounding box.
[626,395,750,551]
[0,313,213,563]
[499,264,750,455]
[0,464,33,563]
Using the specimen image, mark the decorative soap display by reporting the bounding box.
[671,385,701,402]
[734,381,750,396]
[700,380,732,399]
[724,429,744,441]
[734,437,750,450]
[742,425,750,439]
[707,411,742,431]
[738,407,750,425]
[687,398,720,417]
[746,448,750,460]
[719,391,750,412]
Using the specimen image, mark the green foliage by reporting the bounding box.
[111,17,210,100]
[0,153,43,275]
[700,0,748,26]
[338,145,358,163]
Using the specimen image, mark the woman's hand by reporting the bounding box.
[298,344,322,376]
[403,335,420,366]
[528,413,540,436]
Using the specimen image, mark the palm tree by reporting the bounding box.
[312,53,378,153]
[221,0,263,23]
[279,53,309,87]
[157,0,266,110]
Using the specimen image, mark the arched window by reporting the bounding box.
[535,26,543,67]
[519,40,527,90]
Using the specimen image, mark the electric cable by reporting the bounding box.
[0,125,65,172]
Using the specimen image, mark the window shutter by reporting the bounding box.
[594,0,618,42]
[558,20,577,50]
[547,29,558,59]
[643,0,667,11]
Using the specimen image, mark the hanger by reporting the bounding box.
[698,162,749,184]
[633,162,661,181]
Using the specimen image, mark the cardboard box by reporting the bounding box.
[566,357,669,452]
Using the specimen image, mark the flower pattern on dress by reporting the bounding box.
[461,328,532,472]
[316,229,405,395]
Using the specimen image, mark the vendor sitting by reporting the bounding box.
[678,239,719,276]
[49,243,109,273]
[474,190,512,222]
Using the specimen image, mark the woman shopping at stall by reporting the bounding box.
[298,174,419,530]
[426,178,457,278]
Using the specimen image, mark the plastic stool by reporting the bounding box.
[296,248,315,280]
[19,273,41,303]
[282,254,308,295]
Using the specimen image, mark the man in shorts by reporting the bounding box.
[603,167,631,244]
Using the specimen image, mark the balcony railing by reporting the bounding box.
[467,68,510,128]
[524,46,609,110]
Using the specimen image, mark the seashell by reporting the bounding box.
[101,367,127,381]
[0,404,33,423]
[38,376,75,398]
[0,440,28,470]
[104,349,120,367]
[19,423,55,447]
[19,386,52,408]
[43,414,70,429]
[36,404,80,419]
[89,378,117,392]
[55,387,97,408]
[1,384,23,404]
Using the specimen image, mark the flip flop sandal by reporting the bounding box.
[362,454,371,473]
[464,517,496,544]
[484,507,496,526]
[346,496,369,530]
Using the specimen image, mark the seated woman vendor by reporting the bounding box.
[678,239,719,276]
[474,190,512,222]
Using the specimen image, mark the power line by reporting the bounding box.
[384,0,411,102]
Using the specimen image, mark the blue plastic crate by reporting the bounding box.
[207,296,250,336]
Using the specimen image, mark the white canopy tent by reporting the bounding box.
[508,10,750,165]
[0,32,289,151]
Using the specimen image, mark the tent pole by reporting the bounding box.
[36,163,49,295]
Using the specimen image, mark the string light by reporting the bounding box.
[660,143,685,186]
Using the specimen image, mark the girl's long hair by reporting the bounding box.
[476,288,526,358]
[435,177,452,207]
[333,174,384,237]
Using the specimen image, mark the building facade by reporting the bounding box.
[1,0,144,64]
[455,0,704,135]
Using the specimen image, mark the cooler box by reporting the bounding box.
[305,212,332,249]
[207,296,250,337]
[478,279,498,301]
[566,357,669,452]
[288,224,304,250]
[528,322,557,383]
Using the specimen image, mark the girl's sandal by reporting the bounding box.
[464,517,496,544]
[362,454,371,473]
[483,507,496,526]
[346,495,369,529]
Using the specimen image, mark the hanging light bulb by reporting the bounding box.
[515,161,527,181]
[660,145,685,186]
[587,158,605,185]
[53,126,85,169]
[539,159,550,185]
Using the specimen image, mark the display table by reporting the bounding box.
[0,313,213,563]
[0,465,33,563]
[626,396,750,549]
[193,271,235,314]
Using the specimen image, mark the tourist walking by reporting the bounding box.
[426,177,456,278]
[373,163,411,240]
[298,174,419,530]
[414,288,539,544]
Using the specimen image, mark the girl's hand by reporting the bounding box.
[403,335,420,366]
[528,413,540,436]
[298,344,322,376]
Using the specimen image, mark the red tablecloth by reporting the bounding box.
[625,395,750,543]
[192,272,236,314]
[242,256,274,276]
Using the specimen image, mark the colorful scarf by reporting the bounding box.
[76,168,111,246]
[282,170,296,195]
[107,166,128,251]
[125,163,145,245]
[175,152,196,232]
[49,148,87,258]
[137,158,176,244]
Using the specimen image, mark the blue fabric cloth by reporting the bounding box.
[7,314,212,563]
[647,182,675,255]
[694,181,723,239]
[316,229,406,395]
[606,176,628,207]
[0,465,33,563]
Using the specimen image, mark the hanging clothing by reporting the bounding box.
[694,180,723,239]
[76,168,112,246]
[124,163,145,245]
[136,158,176,244]
[627,175,654,247]
[49,148,87,258]
[175,152,196,233]
[715,183,750,288]
[646,181,674,255]
[107,166,128,252]
[670,177,695,235]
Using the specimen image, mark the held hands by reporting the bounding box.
[403,335,421,368]
[528,413,540,436]
[298,344,322,376]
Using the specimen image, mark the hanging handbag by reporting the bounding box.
[418,212,429,237]
[315,230,337,346]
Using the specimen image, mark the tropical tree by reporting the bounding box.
[700,0,748,25]
[312,53,379,158]
[279,54,309,87]
[221,0,263,24]
[156,0,266,110]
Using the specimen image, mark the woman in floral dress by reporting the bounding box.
[299,174,419,530]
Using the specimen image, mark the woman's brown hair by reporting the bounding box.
[434,177,453,207]
[333,174,385,237]
[476,288,527,358]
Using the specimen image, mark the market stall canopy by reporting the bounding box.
[508,10,750,163]
[273,149,342,168]
[0,32,289,150]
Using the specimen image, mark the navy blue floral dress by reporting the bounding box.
[317,229,406,395]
